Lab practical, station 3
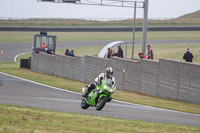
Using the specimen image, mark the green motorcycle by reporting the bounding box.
[81,80,115,111]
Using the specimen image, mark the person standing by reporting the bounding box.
[107,48,112,59]
[41,42,47,48]
[70,48,75,57]
[116,45,123,58]
[65,49,70,56]
[111,48,117,57]
[183,48,193,62]
[146,45,153,60]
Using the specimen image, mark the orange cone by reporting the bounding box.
[1,49,3,55]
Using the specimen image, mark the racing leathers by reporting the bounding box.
[95,73,116,91]
[86,73,116,95]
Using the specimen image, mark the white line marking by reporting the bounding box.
[0,72,200,116]
[0,79,21,81]
[0,72,80,95]
[14,51,31,63]
[30,97,80,103]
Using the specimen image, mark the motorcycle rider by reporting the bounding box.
[83,67,116,100]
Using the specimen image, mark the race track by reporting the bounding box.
[0,39,200,127]
[0,72,200,127]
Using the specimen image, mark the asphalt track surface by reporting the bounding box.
[0,40,200,127]
[0,72,200,127]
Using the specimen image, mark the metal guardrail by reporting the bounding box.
[0,27,200,32]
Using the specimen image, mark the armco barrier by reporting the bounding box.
[31,53,200,103]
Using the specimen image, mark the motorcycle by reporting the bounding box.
[81,80,115,111]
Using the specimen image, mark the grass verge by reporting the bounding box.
[0,104,200,133]
[0,61,200,114]
[0,31,200,43]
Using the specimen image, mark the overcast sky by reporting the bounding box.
[0,0,199,19]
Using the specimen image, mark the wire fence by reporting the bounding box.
[0,17,174,21]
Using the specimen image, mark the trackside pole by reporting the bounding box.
[131,2,137,59]
[142,0,149,55]
[37,0,148,58]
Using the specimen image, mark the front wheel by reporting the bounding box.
[81,98,89,109]
[96,96,107,111]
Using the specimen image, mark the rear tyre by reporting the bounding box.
[81,98,89,109]
[96,96,107,111]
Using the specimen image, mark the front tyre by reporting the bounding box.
[96,96,107,111]
[81,98,89,109]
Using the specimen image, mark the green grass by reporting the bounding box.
[1,61,200,114]
[0,31,200,43]
[1,104,199,133]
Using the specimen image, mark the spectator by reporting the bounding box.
[45,48,53,55]
[138,53,146,59]
[36,48,40,54]
[183,48,193,62]
[107,48,112,59]
[111,48,117,57]
[65,49,70,56]
[65,48,75,57]
[42,42,47,48]
[70,48,75,57]
[138,53,146,62]
[116,45,123,58]
[146,45,153,60]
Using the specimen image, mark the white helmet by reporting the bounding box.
[106,67,113,78]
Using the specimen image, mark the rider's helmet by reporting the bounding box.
[106,67,114,79]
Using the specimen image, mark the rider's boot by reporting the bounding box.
[82,87,87,97]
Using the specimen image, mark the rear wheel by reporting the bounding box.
[81,98,89,109]
[96,96,107,111]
